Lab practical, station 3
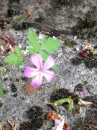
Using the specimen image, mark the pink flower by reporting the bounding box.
[79,91,84,96]
[24,54,55,87]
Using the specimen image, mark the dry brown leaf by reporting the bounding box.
[7,120,18,130]
[63,122,69,130]
[84,43,94,51]
[78,99,93,106]
[47,102,57,111]
[27,7,39,15]
[0,124,3,130]
[24,81,40,95]
[46,112,61,121]
[88,124,94,130]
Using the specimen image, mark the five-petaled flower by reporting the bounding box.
[24,54,55,87]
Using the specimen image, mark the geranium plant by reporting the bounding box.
[0,28,60,97]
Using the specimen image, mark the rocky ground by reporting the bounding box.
[0,0,97,130]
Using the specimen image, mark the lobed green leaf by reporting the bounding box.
[41,37,60,54]
[4,46,24,67]
[28,29,40,53]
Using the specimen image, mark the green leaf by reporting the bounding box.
[41,37,60,54]
[52,65,57,70]
[4,53,18,64]
[15,58,24,67]
[4,52,24,67]
[27,48,36,54]
[0,77,2,80]
[4,45,24,67]
[14,45,24,56]
[39,50,48,61]
[0,84,4,98]
[53,97,74,111]
[28,28,40,53]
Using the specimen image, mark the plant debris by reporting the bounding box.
[78,99,93,106]
[0,123,3,130]
[24,81,40,95]
[46,112,61,121]
[7,120,18,130]
[46,112,69,130]
[71,42,97,68]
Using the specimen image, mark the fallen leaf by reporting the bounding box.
[53,97,74,111]
[88,124,94,130]
[0,124,3,130]
[78,99,93,106]
[46,112,61,121]
[63,122,69,130]
[7,120,18,130]
[47,102,57,111]
[84,43,94,51]
[27,6,39,15]
[24,81,40,95]
[1,35,16,46]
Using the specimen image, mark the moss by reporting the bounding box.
[19,122,32,130]
[16,78,19,82]
[13,23,27,30]
[52,0,82,7]
[3,78,8,81]
[3,90,8,94]
[63,38,76,48]
[27,106,43,119]
[74,83,83,92]
[84,56,97,68]
[31,117,43,130]
[72,49,97,68]
[71,57,82,65]
[7,8,20,17]
[0,102,3,108]
[71,10,96,38]
[26,106,44,130]
[72,16,96,31]
[10,83,17,93]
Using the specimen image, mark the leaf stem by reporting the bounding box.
[0,53,9,56]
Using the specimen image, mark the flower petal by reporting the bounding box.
[31,73,43,87]
[30,54,43,69]
[24,66,38,78]
[42,70,55,82]
[43,56,55,69]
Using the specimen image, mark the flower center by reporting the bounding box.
[39,68,44,72]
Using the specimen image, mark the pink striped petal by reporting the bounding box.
[24,66,38,78]
[42,70,55,82]
[30,73,43,87]
[30,54,43,69]
[43,56,55,69]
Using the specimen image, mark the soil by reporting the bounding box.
[0,0,97,130]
